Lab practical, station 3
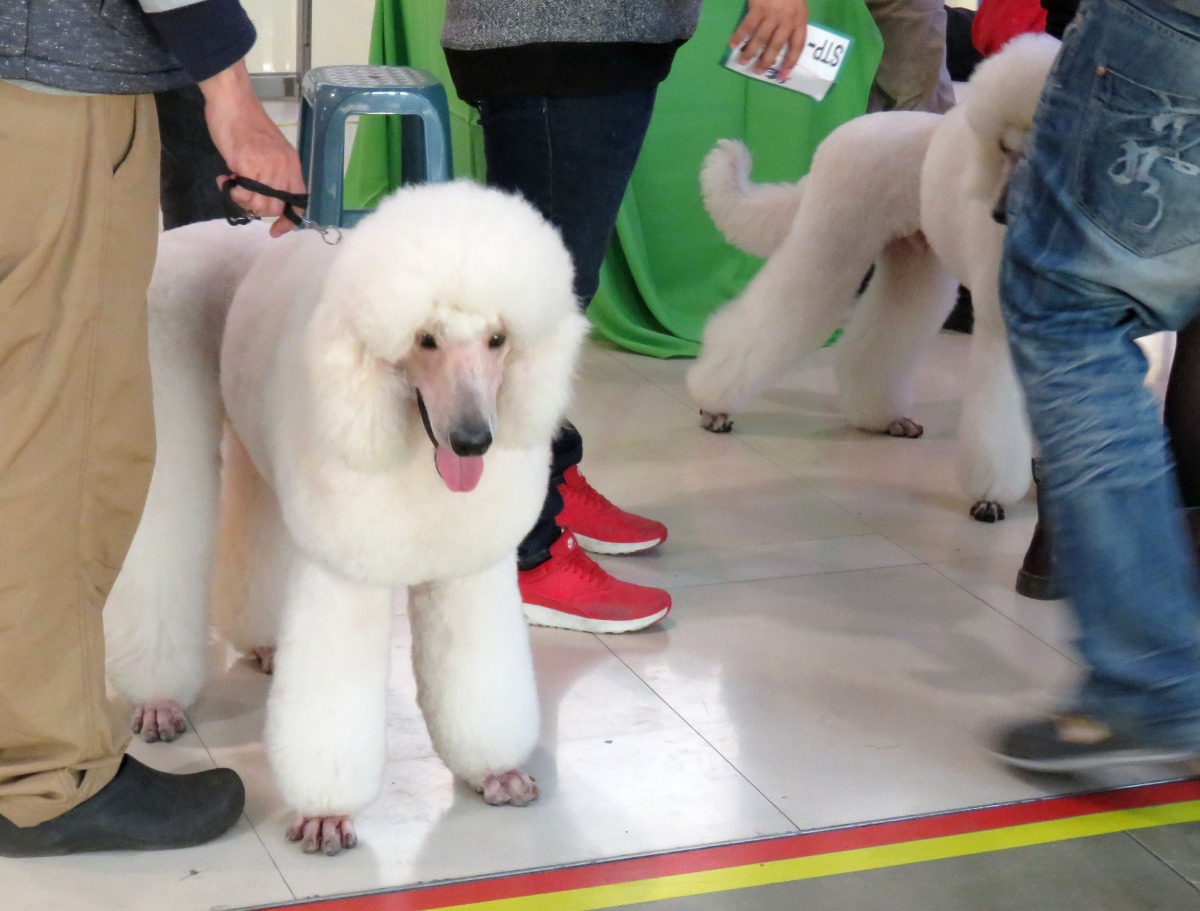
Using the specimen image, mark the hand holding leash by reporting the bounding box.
[221,177,342,245]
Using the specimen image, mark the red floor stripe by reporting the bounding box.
[262,778,1200,911]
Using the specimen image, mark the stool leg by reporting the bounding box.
[417,89,453,183]
[311,100,350,227]
[400,116,428,185]
[298,98,314,192]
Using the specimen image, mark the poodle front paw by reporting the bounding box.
[131,700,188,743]
[969,500,1006,523]
[885,417,924,438]
[286,814,358,855]
[480,770,539,807]
[251,646,276,675]
[700,409,734,433]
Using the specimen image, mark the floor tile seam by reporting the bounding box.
[595,533,921,589]
[1125,828,1200,894]
[187,707,301,902]
[576,349,700,417]
[650,555,941,594]
[872,530,938,565]
[589,347,693,403]
[923,560,1083,666]
[592,632,803,833]
[615,531,914,560]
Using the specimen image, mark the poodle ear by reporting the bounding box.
[305,307,410,471]
[494,310,589,449]
[962,32,1060,208]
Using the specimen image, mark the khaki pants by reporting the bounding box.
[0,83,159,827]
[866,0,956,114]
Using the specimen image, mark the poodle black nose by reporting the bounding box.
[449,424,492,457]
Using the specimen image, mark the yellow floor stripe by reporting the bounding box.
[433,799,1200,911]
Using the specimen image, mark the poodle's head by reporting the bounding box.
[306,180,587,491]
[961,32,1061,220]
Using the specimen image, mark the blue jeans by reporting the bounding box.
[475,91,657,567]
[1000,0,1200,747]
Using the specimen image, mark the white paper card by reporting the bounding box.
[722,23,852,102]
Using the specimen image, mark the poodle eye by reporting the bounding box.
[418,333,438,350]
[488,333,507,349]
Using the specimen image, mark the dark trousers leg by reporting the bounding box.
[155,85,229,229]
[1165,320,1200,510]
[475,92,657,569]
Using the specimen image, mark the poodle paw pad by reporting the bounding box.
[286,814,357,856]
[885,417,924,438]
[969,500,1006,523]
[131,700,187,743]
[251,646,276,675]
[481,770,539,807]
[700,409,734,433]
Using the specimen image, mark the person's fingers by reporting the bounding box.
[268,214,297,237]
[751,25,786,73]
[729,9,764,52]
[738,25,773,67]
[777,23,807,78]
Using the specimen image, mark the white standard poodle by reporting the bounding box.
[687,34,1061,521]
[103,180,588,854]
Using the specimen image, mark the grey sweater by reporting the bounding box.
[441,0,703,50]
[441,0,703,100]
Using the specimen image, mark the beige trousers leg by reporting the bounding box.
[865,0,956,113]
[0,83,159,827]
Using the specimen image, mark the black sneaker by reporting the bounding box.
[992,714,1200,773]
[0,755,245,857]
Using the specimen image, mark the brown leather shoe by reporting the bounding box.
[1016,459,1061,600]
[1016,468,1200,601]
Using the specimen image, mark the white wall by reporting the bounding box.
[241,0,376,75]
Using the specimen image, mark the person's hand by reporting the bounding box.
[731,0,809,79]
[199,60,306,237]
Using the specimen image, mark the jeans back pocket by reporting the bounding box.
[1074,65,1200,258]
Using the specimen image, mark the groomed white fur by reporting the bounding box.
[105,180,588,851]
[688,34,1061,518]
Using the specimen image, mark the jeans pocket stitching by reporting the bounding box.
[1073,64,1200,258]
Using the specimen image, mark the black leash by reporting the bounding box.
[221,176,343,244]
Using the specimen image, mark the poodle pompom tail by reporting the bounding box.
[700,139,806,258]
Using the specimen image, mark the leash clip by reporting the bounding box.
[295,214,343,246]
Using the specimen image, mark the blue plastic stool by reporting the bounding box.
[298,65,453,229]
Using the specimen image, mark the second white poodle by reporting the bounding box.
[688,34,1061,520]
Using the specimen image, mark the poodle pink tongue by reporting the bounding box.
[435,447,484,493]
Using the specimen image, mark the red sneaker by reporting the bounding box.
[557,465,667,555]
[520,533,671,633]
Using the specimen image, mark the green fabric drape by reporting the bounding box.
[344,0,882,357]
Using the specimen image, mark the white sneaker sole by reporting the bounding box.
[522,603,669,634]
[991,746,1200,773]
[571,532,664,556]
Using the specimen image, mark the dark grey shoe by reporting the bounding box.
[0,755,245,857]
[993,714,1200,773]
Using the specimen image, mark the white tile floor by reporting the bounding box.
[2,329,1179,911]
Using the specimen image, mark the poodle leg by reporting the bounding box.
[835,238,958,436]
[266,555,393,855]
[105,307,225,743]
[408,557,540,806]
[687,211,878,427]
[957,288,1034,520]
[211,427,292,670]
